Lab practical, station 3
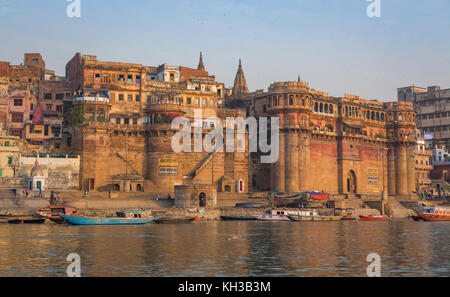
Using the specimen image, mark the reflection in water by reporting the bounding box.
[0,221,448,277]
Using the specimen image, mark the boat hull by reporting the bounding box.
[8,218,46,224]
[359,215,387,221]
[255,215,290,221]
[153,218,196,224]
[60,215,154,225]
[220,216,257,221]
[288,215,342,222]
[418,214,450,221]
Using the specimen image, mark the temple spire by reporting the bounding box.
[197,52,205,71]
[298,74,301,82]
[232,59,248,96]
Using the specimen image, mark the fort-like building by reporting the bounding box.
[228,69,418,200]
[0,52,422,203]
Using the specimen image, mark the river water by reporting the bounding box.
[0,220,448,277]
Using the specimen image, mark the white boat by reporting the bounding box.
[255,209,319,221]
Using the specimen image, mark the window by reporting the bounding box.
[14,99,23,106]
[57,105,63,113]
[210,99,214,106]
[95,73,100,82]
[187,97,192,104]
[128,94,133,101]
[33,59,38,64]
[46,104,52,111]
[116,118,121,124]
[127,75,133,84]
[44,93,52,100]
[136,75,141,84]
[12,113,23,123]
[44,125,49,136]
[119,94,124,101]
[289,97,294,105]
[56,93,64,100]
[147,95,152,103]
[124,118,130,125]
[135,95,141,102]
[30,103,34,111]
[195,98,200,105]
[8,156,13,165]
[119,75,125,82]
[202,98,207,106]
[133,118,138,125]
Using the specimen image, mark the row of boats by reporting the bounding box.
[222,209,387,222]
[3,204,449,225]
[2,206,202,225]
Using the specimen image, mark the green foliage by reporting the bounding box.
[69,105,85,125]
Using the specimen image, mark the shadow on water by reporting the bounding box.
[0,221,448,277]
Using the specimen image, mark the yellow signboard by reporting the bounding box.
[159,156,178,167]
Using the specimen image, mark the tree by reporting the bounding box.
[68,105,85,125]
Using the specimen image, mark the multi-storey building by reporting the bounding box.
[398,85,450,146]
[66,53,248,202]
[414,129,433,193]
[228,63,418,200]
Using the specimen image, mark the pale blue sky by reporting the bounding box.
[0,0,449,100]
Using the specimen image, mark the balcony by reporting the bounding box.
[75,96,110,103]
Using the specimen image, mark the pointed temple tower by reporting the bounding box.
[232,59,249,96]
[197,52,205,71]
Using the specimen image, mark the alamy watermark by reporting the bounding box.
[66,0,81,18]
[366,253,381,277]
[171,109,280,163]
[366,0,381,18]
[66,253,81,277]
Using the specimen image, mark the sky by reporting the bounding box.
[0,0,449,101]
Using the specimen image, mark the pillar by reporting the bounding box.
[298,131,310,191]
[406,145,416,193]
[395,145,408,195]
[272,131,285,192]
[387,147,396,195]
[285,131,299,192]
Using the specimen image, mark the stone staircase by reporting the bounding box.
[183,151,218,180]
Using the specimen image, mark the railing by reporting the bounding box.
[76,96,110,103]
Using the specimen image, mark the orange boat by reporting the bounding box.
[418,206,450,221]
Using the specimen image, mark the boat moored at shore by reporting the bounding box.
[418,206,450,221]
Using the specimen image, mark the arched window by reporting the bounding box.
[329,105,334,114]
[376,112,380,121]
[320,103,323,113]
[381,113,385,122]
[371,111,375,120]
[324,104,329,113]
[314,102,319,112]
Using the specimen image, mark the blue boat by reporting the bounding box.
[60,214,155,225]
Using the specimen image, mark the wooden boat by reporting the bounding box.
[60,211,154,225]
[34,206,77,223]
[220,216,257,221]
[235,203,265,208]
[418,206,450,221]
[256,209,319,221]
[359,215,387,221]
[341,216,356,221]
[0,214,32,219]
[288,215,342,222]
[8,218,46,224]
[153,217,196,224]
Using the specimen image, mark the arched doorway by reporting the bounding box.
[347,171,357,193]
[199,192,206,207]
[136,184,142,192]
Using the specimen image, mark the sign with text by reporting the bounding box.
[368,168,379,185]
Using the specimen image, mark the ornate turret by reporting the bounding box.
[197,52,205,71]
[232,59,249,96]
